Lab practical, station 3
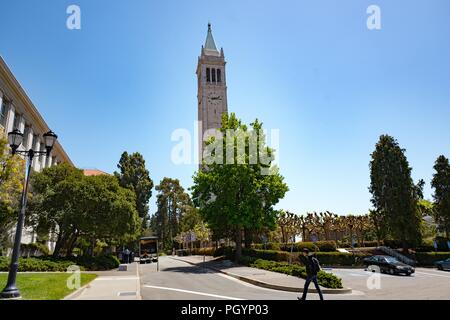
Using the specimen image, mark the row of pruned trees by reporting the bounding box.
[275,210,373,246]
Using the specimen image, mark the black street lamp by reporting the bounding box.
[0,129,57,299]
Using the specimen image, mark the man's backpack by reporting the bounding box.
[311,256,321,274]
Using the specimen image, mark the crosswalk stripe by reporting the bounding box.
[143,285,245,300]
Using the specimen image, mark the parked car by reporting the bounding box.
[363,255,415,276]
[435,258,450,271]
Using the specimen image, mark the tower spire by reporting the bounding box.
[204,22,218,52]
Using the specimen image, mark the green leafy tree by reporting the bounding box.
[191,113,289,261]
[0,129,25,253]
[276,210,300,245]
[180,205,202,232]
[431,155,450,238]
[194,221,211,248]
[68,175,141,255]
[369,209,387,246]
[28,164,140,257]
[369,135,422,250]
[27,163,84,256]
[115,152,154,229]
[151,178,192,249]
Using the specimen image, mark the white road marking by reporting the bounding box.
[143,285,245,300]
[136,263,142,300]
[415,271,450,278]
[95,277,139,281]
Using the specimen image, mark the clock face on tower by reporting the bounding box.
[207,91,222,107]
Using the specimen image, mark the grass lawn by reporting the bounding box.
[0,273,97,300]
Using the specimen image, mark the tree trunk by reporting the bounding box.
[244,228,252,248]
[52,233,67,258]
[281,226,286,245]
[235,228,242,263]
[90,238,96,257]
[349,228,354,248]
[66,232,79,257]
[402,239,409,253]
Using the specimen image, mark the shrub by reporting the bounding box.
[20,243,50,256]
[415,239,435,253]
[237,255,257,266]
[242,248,290,262]
[413,252,450,266]
[213,246,233,258]
[384,239,415,249]
[361,241,380,247]
[0,257,80,272]
[315,252,369,266]
[317,270,343,289]
[280,242,318,252]
[74,255,120,270]
[214,246,368,266]
[315,241,337,252]
[338,240,381,248]
[248,258,343,289]
[252,243,282,251]
[191,247,216,256]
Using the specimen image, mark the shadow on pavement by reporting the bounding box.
[162,265,219,274]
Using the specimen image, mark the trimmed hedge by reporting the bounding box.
[74,255,120,271]
[214,246,368,266]
[20,243,50,256]
[213,246,233,258]
[413,252,450,266]
[315,241,337,252]
[0,257,81,272]
[252,243,281,251]
[280,242,318,252]
[191,247,216,256]
[249,259,343,289]
[338,241,380,248]
[315,252,369,266]
[242,248,291,262]
[280,241,337,252]
[0,255,120,272]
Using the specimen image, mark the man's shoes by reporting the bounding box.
[297,297,305,301]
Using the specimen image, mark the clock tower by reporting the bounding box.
[197,23,228,164]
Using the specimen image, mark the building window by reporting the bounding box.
[212,68,216,82]
[23,125,30,149]
[32,135,38,149]
[0,100,7,126]
[13,113,21,130]
[217,69,221,83]
[40,143,45,161]
[206,68,211,82]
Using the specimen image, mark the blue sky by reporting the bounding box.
[1,0,450,216]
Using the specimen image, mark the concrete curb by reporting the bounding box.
[63,283,91,300]
[136,262,142,300]
[171,257,352,295]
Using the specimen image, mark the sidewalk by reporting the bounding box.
[64,263,141,300]
[171,255,352,294]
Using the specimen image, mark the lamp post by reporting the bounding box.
[0,129,57,299]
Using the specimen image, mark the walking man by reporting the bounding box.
[298,248,324,300]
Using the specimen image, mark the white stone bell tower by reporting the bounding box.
[197,23,228,165]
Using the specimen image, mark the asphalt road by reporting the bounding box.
[139,257,357,300]
[139,257,450,300]
[327,267,450,300]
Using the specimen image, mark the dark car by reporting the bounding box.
[435,258,450,271]
[363,255,415,276]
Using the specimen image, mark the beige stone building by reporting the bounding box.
[197,23,228,163]
[0,55,73,249]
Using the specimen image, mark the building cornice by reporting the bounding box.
[0,55,73,165]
